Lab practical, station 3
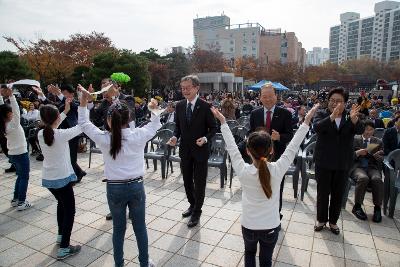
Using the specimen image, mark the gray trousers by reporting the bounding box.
[352,168,383,207]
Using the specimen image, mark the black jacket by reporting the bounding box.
[249,106,293,160]
[58,97,79,129]
[313,109,364,170]
[382,127,400,155]
[173,98,217,161]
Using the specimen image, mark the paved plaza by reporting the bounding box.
[0,151,399,267]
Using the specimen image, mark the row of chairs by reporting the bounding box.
[301,129,399,218]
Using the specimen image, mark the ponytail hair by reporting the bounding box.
[108,101,130,159]
[0,104,12,137]
[43,124,55,146]
[39,105,60,146]
[247,131,273,199]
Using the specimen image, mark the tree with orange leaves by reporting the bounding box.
[4,32,114,84]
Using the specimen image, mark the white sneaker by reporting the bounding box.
[17,201,32,211]
[11,199,18,207]
[148,258,155,267]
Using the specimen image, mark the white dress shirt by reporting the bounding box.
[78,106,162,180]
[23,109,39,121]
[263,105,276,126]
[220,122,309,230]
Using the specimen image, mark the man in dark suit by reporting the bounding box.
[369,108,385,129]
[249,83,293,219]
[56,85,86,182]
[383,116,400,155]
[350,120,384,222]
[168,75,217,227]
[313,87,363,235]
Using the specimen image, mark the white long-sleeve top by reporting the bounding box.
[22,109,39,121]
[78,106,162,180]
[1,95,28,155]
[38,113,83,188]
[220,122,309,230]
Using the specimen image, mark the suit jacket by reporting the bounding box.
[249,106,293,160]
[350,135,383,174]
[173,98,217,161]
[58,97,79,129]
[382,127,400,155]
[372,118,385,129]
[313,109,364,170]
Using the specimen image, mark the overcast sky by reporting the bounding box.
[0,0,383,54]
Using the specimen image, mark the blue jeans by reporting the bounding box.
[242,225,280,267]
[107,181,148,267]
[9,153,30,202]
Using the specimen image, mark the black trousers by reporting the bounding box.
[69,135,84,178]
[315,166,348,225]
[48,182,76,248]
[180,157,208,216]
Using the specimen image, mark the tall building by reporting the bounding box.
[193,15,306,67]
[329,0,400,64]
[307,47,330,66]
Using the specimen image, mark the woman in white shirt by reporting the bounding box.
[38,100,82,260]
[0,87,32,211]
[23,103,40,121]
[23,102,41,155]
[211,104,318,267]
[78,87,160,267]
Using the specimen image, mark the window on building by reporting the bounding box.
[230,40,234,45]
[243,47,247,51]
[230,48,234,52]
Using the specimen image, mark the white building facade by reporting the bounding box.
[307,47,330,66]
[329,1,400,64]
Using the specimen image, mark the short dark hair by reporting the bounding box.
[363,119,375,129]
[60,84,75,94]
[328,87,349,102]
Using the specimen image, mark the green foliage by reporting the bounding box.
[0,51,33,83]
[86,50,150,97]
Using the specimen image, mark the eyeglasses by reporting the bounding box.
[328,99,344,104]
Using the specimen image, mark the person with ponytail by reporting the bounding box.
[211,103,319,267]
[0,86,32,211]
[37,100,83,260]
[77,86,160,267]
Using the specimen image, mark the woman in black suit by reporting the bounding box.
[313,87,363,235]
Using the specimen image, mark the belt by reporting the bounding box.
[103,176,143,184]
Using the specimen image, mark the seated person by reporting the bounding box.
[351,120,384,222]
[383,116,400,155]
[369,108,384,128]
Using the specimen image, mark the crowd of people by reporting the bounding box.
[1,75,399,267]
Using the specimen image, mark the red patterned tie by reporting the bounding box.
[266,110,272,133]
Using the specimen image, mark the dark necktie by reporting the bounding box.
[186,103,192,124]
[266,110,272,133]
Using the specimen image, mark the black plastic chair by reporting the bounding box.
[166,143,181,177]
[88,139,102,168]
[383,149,400,218]
[226,120,239,130]
[286,149,303,198]
[237,116,250,128]
[229,125,249,188]
[300,141,316,201]
[144,129,173,179]
[208,133,228,188]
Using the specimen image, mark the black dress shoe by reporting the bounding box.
[105,213,112,220]
[182,207,193,218]
[36,154,44,161]
[352,205,367,221]
[372,207,382,223]
[314,224,325,232]
[5,165,16,173]
[329,226,340,235]
[187,215,200,228]
[77,171,87,183]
